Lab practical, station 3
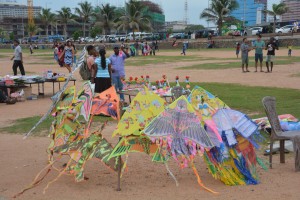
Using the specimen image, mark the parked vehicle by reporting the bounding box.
[275,25,294,34]
[243,27,263,36]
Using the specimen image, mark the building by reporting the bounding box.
[281,0,300,22]
[0,1,41,19]
[230,0,267,26]
[165,21,187,31]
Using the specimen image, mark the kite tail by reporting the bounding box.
[164,162,178,186]
[43,159,72,194]
[13,162,54,198]
[120,152,129,178]
[191,163,218,194]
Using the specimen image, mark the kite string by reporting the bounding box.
[164,162,179,186]
[13,161,55,198]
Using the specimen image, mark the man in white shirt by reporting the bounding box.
[10,40,25,75]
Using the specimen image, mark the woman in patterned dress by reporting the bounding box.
[61,41,74,73]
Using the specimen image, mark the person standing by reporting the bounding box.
[287,43,292,57]
[94,48,112,93]
[10,40,25,76]
[109,45,130,101]
[134,40,139,56]
[235,42,240,58]
[265,37,278,73]
[86,45,97,82]
[241,38,252,73]
[60,40,74,73]
[253,34,265,72]
[29,43,33,54]
[181,42,187,55]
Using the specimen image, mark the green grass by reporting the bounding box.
[0,116,53,136]
[0,48,52,54]
[0,115,114,135]
[178,56,300,70]
[27,62,56,65]
[176,82,300,118]
[126,55,201,66]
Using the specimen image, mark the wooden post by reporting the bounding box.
[280,140,285,164]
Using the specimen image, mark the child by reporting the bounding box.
[54,44,59,63]
[241,38,252,73]
[287,43,292,57]
[29,43,33,54]
[57,45,65,67]
[236,42,240,58]
[181,42,187,55]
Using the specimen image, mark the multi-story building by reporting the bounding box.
[230,0,267,26]
[281,0,300,22]
[165,21,187,31]
[0,1,41,19]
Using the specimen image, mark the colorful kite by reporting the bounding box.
[24,47,87,138]
[143,96,218,193]
[188,86,266,186]
[15,82,119,197]
[91,86,120,120]
[112,88,167,137]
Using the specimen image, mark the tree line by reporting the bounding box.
[29,0,153,38]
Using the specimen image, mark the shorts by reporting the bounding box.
[242,56,249,65]
[266,55,275,62]
[236,50,240,55]
[255,54,263,62]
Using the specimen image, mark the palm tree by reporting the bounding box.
[38,8,55,37]
[200,0,238,36]
[75,1,94,37]
[26,23,43,38]
[117,0,152,39]
[57,7,77,37]
[94,4,117,35]
[264,3,289,33]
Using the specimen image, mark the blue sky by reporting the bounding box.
[19,0,280,25]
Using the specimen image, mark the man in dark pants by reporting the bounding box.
[11,40,25,76]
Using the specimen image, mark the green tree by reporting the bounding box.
[185,25,205,32]
[26,23,43,38]
[94,4,117,35]
[90,26,102,38]
[75,1,94,37]
[72,30,83,41]
[38,8,55,37]
[9,32,15,41]
[264,3,289,33]
[57,7,77,37]
[200,0,238,36]
[117,0,152,39]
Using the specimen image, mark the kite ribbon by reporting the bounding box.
[191,162,218,194]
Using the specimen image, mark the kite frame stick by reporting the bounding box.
[116,137,122,191]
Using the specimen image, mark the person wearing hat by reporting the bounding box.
[10,39,25,75]
[109,44,130,101]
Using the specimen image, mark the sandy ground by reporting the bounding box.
[0,48,300,200]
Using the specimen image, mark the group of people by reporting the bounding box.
[137,41,158,56]
[236,35,279,73]
[86,44,130,101]
[53,41,77,73]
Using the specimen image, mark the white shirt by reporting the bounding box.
[14,45,22,61]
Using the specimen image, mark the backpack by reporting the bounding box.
[79,54,91,80]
